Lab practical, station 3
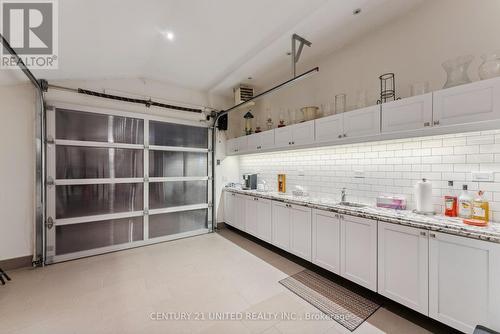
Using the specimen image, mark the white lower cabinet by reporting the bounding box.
[290,204,312,261]
[340,214,378,292]
[245,196,272,242]
[244,196,259,236]
[429,231,500,333]
[312,209,341,274]
[272,201,312,260]
[272,202,291,251]
[224,191,235,226]
[232,194,246,230]
[378,222,429,315]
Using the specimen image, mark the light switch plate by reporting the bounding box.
[471,171,494,182]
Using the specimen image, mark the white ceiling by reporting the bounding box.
[3,0,423,95]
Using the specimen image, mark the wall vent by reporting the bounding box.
[234,85,254,105]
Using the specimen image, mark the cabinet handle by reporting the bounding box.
[231,193,235,196]
[343,134,347,138]
[420,231,427,236]
[430,233,436,238]
[424,122,430,127]
[338,135,342,139]
[288,142,291,145]
[335,214,339,218]
[253,197,258,201]
[433,120,440,126]
[291,141,295,145]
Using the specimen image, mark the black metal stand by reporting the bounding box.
[0,268,11,285]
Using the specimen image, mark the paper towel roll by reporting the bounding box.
[415,178,433,213]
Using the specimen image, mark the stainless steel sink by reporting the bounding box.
[339,201,367,208]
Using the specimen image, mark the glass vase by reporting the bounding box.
[479,52,500,80]
[442,55,473,89]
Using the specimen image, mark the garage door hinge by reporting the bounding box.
[46,217,54,229]
[208,202,213,208]
[46,135,55,144]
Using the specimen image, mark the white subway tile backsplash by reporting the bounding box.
[238,130,500,221]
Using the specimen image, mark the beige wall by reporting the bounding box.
[228,0,500,138]
[0,83,36,261]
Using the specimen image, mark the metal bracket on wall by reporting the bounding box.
[291,33,312,77]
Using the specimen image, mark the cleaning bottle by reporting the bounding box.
[472,190,489,222]
[458,184,473,219]
[444,181,458,217]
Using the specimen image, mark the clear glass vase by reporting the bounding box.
[442,55,473,89]
[479,52,500,80]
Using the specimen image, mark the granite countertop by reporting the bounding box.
[224,187,500,244]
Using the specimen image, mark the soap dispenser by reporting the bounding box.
[472,190,489,222]
[458,184,473,219]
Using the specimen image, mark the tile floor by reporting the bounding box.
[1,227,456,334]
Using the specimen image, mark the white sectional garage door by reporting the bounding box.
[45,105,211,263]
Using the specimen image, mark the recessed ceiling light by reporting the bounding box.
[162,31,175,41]
[353,8,362,15]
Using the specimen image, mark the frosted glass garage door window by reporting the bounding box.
[56,146,143,179]
[55,217,143,255]
[56,183,143,219]
[149,181,207,209]
[56,109,144,144]
[149,121,208,148]
[149,151,207,177]
[149,209,207,239]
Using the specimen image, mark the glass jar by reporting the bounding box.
[442,55,473,89]
[479,52,500,80]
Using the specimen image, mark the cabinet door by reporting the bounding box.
[244,196,258,236]
[290,204,312,261]
[256,198,272,243]
[429,232,500,333]
[314,114,343,143]
[343,105,381,139]
[340,215,378,291]
[272,201,291,251]
[233,194,246,230]
[224,192,235,226]
[378,222,429,315]
[259,130,275,150]
[381,93,433,133]
[291,121,315,146]
[433,77,500,127]
[246,133,261,152]
[226,138,238,155]
[312,209,341,274]
[274,126,293,148]
[236,136,248,153]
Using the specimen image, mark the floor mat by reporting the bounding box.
[279,269,381,331]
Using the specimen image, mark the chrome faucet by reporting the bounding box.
[341,188,346,202]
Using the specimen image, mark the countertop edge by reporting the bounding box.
[223,188,500,244]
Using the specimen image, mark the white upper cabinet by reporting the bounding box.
[378,222,429,315]
[274,126,293,148]
[381,93,433,133]
[226,136,248,155]
[343,105,381,138]
[340,214,378,292]
[274,121,315,148]
[433,77,500,127]
[291,121,315,146]
[315,113,343,143]
[429,231,500,333]
[312,209,341,274]
[246,130,275,151]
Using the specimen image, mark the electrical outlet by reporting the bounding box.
[471,171,494,182]
[354,170,365,178]
[298,169,305,176]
